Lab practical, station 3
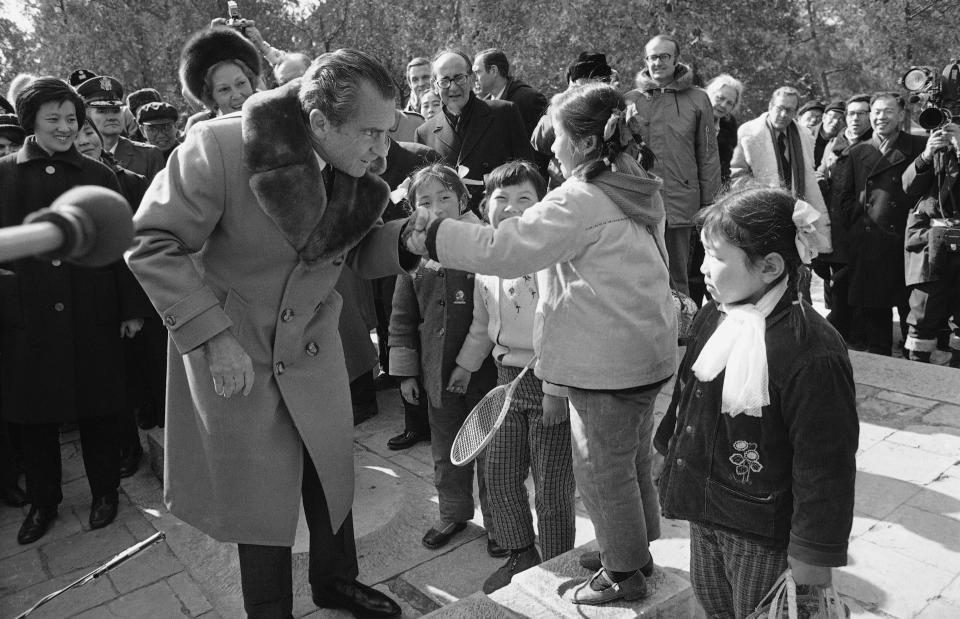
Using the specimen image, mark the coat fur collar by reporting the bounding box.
[242,81,390,263]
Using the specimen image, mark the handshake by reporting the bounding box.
[403,207,439,256]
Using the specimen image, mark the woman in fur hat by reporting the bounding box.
[180,26,263,133]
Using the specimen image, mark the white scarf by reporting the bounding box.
[691,277,788,418]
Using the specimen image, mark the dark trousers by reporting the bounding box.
[372,276,397,374]
[16,416,121,506]
[124,317,168,431]
[1,420,21,489]
[237,445,358,619]
[861,299,910,355]
[906,262,960,350]
[403,377,429,436]
[664,225,693,296]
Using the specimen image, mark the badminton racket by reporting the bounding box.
[450,356,537,466]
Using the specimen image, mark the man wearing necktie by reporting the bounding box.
[834,92,928,356]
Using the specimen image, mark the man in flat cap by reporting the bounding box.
[79,75,164,182]
[137,102,181,161]
[798,99,825,137]
[815,100,845,168]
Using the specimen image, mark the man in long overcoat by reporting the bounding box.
[126,47,414,618]
[834,92,927,355]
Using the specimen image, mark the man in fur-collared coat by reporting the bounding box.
[126,43,413,619]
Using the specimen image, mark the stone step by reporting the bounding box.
[424,543,700,619]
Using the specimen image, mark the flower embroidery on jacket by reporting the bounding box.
[729,440,763,484]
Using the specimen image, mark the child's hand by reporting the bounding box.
[651,450,666,485]
[787,556,832,587]
[541,394,568,426]
[446,365,471,394]
[400,378,420,404]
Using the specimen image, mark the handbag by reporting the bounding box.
[647,225,699,344]
[746,568,849,619]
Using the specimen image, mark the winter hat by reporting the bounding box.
[127,88,162,116]
[179,27,262,106]
[567,52,613,83]
[0,113,25,143]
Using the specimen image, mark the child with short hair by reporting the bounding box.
[453,161,576,594]
[387,164,502,555]
[654,187,858,618]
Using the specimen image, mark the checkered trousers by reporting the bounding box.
[484,362,576,559]
[689,522,788,619]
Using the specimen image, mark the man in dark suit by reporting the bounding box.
[835,92,927,355]
[472,48,547,139]
[415,50,534,216]
[78,76,165,182]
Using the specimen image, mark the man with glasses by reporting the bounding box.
[78,76,164,182]
[833,92,926,356]
[628,34,720,296]
[414,49,533,215]
[730,86,830,246]
[816,95,874,341]
[136,101,182,161]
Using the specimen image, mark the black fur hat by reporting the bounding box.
[179,27,261,105]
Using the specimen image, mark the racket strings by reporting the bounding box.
[450,386,508,464]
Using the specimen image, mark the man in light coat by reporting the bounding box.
[627,34,720,295]
[126,47,414,619]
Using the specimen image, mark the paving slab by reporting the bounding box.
[850,351,960,406]
[886,424,960,457]
[101,579,189,618]
[855,504,960,570]
[923,403,960,429]
[107,543,184,595]
[423,591,520,618]
[42,520,137,578]
[855,441,956,486]
[166,570,215,617]
[855,397,926,428]
[853,470,923,521]
[0,547,47,597]
[0,504,27,529]
[0,563,117,619]
[838,538,956,618]
[395,535,504,610]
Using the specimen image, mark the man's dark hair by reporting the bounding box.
[647,34,681,58]
[845,93,871,107]
[299,49,396,126]
[16,76,85,134]
[476,48,510,80]
[870,91,905,110]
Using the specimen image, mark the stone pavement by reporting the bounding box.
[1,348,959,618]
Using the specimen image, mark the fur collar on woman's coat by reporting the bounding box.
[242,80,390,263]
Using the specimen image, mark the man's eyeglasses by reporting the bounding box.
[645,53,673,63]
[434,73,471,89]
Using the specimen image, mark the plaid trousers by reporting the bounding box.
[484,363,576,559]
[689,522,788,619]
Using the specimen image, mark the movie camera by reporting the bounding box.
[901,60,960,130]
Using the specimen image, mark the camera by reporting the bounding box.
[901,60,960,131]
[225,1,248,35]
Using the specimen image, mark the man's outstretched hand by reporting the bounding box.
[404,207,437,256]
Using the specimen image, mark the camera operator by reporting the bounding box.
[902,122,960,366]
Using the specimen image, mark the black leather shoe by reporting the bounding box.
[422,521,467,549]
[89,494,119,530]
[1,483,27,507]
[313,578,401,618]
[487,535,510,558]
[119,442,143,478]
[17,505,57,544]
[387,430,429,451]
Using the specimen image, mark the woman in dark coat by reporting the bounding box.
[0,77,148,545]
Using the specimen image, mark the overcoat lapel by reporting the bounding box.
[457,102,492,164]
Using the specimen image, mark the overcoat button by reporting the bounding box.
[685,425,693,434]
[275,361,285,375]
[676,458,684,467]
[305,342,318,356]
[51,259,61,266]
[281,308,294,322]
[54,302,64,311]
[165,316,176,326]
[438,327,445,335]
[439,300,445,306]
[45,165,55,175]
[695,388,703,398]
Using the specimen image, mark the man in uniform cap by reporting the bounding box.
[0,113,24,157]
[79,75,164,182]
[137,102,181,161]
[68,68,98,88]
[127,88,163,141]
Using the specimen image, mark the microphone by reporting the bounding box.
[0,186,133,267]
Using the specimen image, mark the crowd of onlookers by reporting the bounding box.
[0,19,957,618]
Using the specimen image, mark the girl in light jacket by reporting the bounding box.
[409,83,677,604]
